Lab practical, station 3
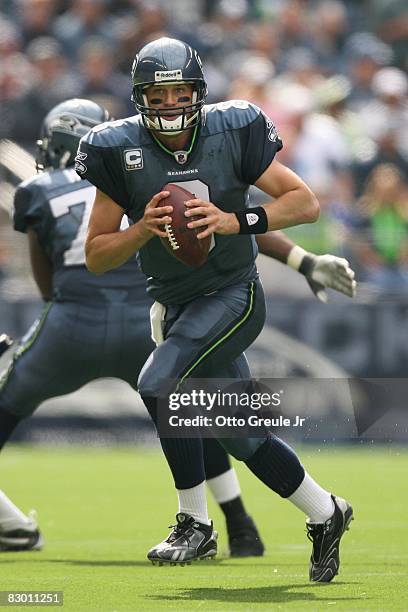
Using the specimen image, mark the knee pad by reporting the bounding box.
[219,436,267,461]
[138,356,166,397]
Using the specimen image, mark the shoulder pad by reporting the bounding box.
[18,167,81,194]
[81,115,144,148]
[19,171,52,191]
[203,101,261,133]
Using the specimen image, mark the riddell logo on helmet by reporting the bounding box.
[155,70,183,82]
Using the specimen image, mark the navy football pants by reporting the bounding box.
[138,279,270,486]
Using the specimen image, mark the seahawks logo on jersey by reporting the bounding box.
[266,120,280,144]
[74,151,88,174]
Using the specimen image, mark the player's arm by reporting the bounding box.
[85,188,172,274]
[27,228,53,301]
[186,164,319,238]
[253,160,319,230]
[255,231,357,301]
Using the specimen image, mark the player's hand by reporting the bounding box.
[305,254,357,302]
[142,191,172,238]
[184,199,239,239]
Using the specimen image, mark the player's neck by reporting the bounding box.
[153,129,193,152]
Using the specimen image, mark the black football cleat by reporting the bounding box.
[227,514,265,557]
[0,511,43,552]
[0,527,43,552]
[307,495,353,583]
[147,513,217,566]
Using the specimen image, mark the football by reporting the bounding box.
[159,183,211,268]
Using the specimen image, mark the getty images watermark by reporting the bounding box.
[167,388,305,429]
[157,379,309,437]
[156,377,400,439]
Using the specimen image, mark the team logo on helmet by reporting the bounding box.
[49,115,79,133]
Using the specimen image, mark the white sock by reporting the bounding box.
[0,490,35,531]
[207,467,241,504]
[177,481,210,525]
[288,473,334,523]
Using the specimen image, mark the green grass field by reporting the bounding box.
[0,444,407,611]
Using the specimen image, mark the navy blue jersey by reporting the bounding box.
[13,167,148,303]
[76,101,282,305]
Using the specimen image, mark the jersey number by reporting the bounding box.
[49,186,96,265]
[49,186,129,266]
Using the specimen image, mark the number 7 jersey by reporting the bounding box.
[76,101,282,305]
[13,168,147,302]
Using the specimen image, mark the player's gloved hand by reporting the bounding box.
[287,246,356,303]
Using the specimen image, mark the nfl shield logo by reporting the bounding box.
[174,150,188,165]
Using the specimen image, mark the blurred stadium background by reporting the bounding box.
[0,0,407,444]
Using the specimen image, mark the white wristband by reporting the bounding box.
[287,245,308,271]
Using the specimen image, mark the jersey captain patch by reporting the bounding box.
[124,148,144,170]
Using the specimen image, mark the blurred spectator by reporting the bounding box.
[351,164,408,292]
[277,0,314,55]
[207,0,252,76]
[275,81,353,254]
[277,82,352,201]
[277,46,323,88]
[15,0,58,47]
[54,0,120,61]
[0,17,34,138]
[115,2,170,76]
[313,74,372,168]
[370,0,407,70]
[352,67,408,195]
[345,32,393,110]
[310,0,350,74]
[228,55,277,118]
[12,37,80,143]
[77,37,133,118]
[247,21,281,66]
[359,67,408,159]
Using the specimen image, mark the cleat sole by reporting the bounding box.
[149,552,216,566]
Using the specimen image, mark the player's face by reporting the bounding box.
[145,83,194,121]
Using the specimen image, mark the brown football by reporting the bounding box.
[159,183,211,268]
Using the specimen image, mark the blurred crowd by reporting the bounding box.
[0,0,407,296]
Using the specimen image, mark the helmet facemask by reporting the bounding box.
[133,80,207,135]
[36,118,83,172]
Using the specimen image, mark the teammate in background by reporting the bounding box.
[80,38,355,581]
[0,98,355,559]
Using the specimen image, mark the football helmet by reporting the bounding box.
[131,37,207,134]
[36,98,110,171]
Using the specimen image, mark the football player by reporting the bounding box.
[79,38,355,581]
[0,99,264,557]
[0,97,354,561]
